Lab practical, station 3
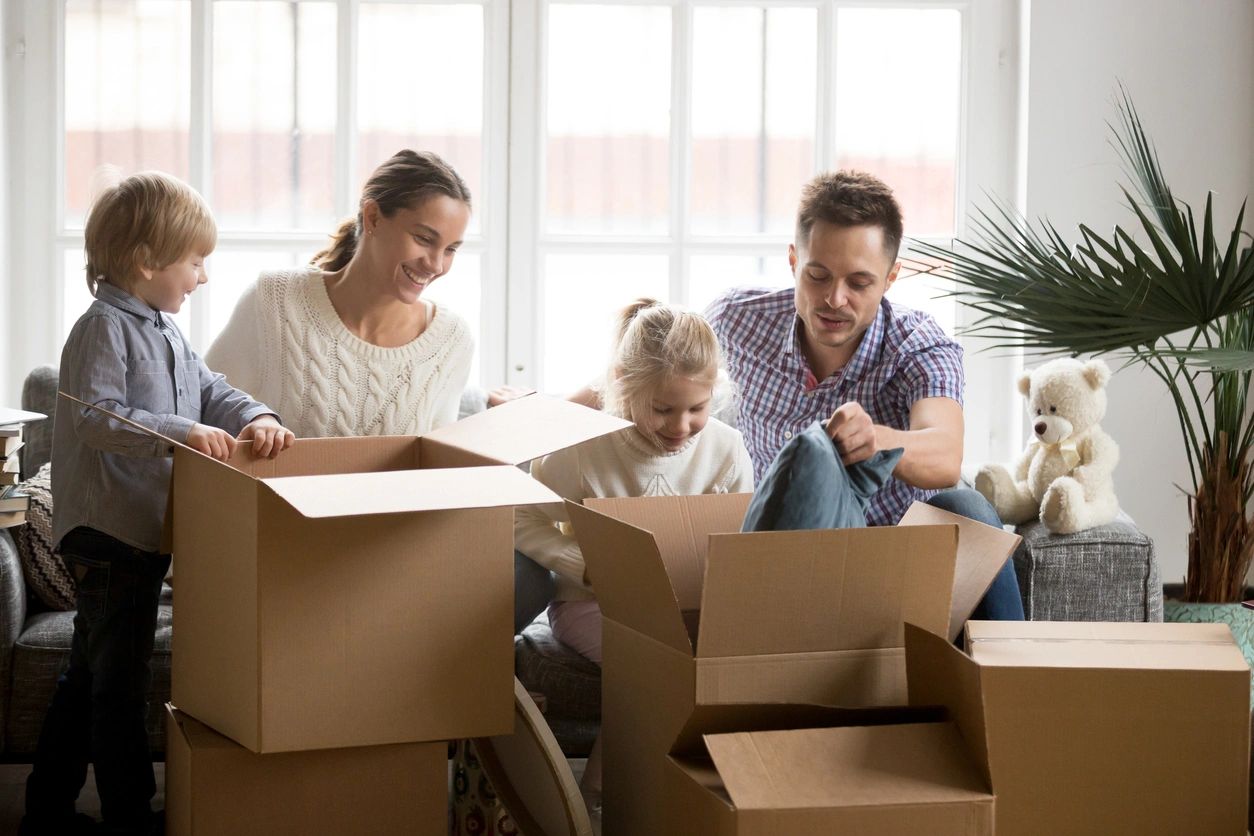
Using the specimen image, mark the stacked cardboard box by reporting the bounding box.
[112,394,631,835]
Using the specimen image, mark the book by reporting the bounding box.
[0,485,29,513]
[1,436,22,457]
[2,455,18,473]
[0,509,26,529]
[0,472,17,486]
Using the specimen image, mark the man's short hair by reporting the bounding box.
[795,170,903,261]
[83,171,217,294]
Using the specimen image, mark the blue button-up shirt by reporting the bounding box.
[52,282,276,552]
[706,286,964,526]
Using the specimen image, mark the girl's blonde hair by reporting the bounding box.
[312,149,472,272]
[83,171,217,295]
[604,299,722,443]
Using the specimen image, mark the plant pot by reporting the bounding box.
[1163,599,1254,706]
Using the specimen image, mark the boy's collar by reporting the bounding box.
[95,281,165,327]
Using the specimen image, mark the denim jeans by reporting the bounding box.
[925,488,1026,621]
[514,549,556,634]
[24,527,170,832]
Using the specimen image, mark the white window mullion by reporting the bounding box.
[816,0,834,173]
[506,0,543,388]
[189,0,211,346]
[668,0,691,305]
[479,0,511,386]
[335,0,357,218]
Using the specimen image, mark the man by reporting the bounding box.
[706,170,1023,619]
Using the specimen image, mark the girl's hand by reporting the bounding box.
[239,415,296,458]
[187,423,237,461]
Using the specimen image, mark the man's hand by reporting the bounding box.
[238,415,296,458]
[825,402,878,465]
[186,423,237,461]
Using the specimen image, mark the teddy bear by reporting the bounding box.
[975,357,1120,534]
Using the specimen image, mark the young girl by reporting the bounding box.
[513,298,754,807]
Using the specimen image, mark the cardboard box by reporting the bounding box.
[906,620,1252,835]
[663,703,994,835]
[566,494,1019,836]
[165,704,446,836]
[162,394,630,753]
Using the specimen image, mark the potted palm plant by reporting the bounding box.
[913,89,1254,625]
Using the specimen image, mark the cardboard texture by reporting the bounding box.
[906,621,1252,836]
[165,705,445,836]
[666,719,994,836]
[161,393,631,753]
[568,496,1019,836]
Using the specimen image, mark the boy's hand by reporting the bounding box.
[187,423,237,461]
[238,415,296,458]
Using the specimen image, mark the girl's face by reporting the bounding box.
[364,195,470,303]
[636,373,715,452]
[135,249,209,314]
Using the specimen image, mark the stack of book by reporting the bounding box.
[0,407,47,528]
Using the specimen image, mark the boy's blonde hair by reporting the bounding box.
[83,171,217,294]
[604,299,722,445]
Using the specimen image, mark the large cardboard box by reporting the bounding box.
[165,704,446,836]
[906,621,1252,835]
[567,495,1020,836]
[663,703,994,835]
[162,395,630,753]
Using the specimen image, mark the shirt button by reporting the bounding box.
[784,431,793,439]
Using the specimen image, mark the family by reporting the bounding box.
[21,149,1023,836]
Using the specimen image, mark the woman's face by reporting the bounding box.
[364,195,470,303]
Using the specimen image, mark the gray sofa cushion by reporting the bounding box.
[20,364,57,478]
[1014,511,1162,622]
[5,586,173,755]
[0,530,28,752]
[514,617,599,757]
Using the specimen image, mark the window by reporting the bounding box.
[7,0,1021,462]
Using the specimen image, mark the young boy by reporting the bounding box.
[22,172,295,836]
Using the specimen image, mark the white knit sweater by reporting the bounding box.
[204,267,473,438]
[514,419,754,602]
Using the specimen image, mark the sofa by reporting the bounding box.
[0,368,1160,760]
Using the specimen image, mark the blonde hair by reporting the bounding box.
[604,299,722,445]
[312,149,472,272]
[83,171,217,294]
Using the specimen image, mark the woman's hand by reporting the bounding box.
[487,385,533,407]
[238,415,296,458]
[186,423,237,461]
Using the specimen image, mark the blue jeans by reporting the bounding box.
[925,488,1026,621]
[25,527,170,833]
[514,549,556,634]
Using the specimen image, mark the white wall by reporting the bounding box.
[1024,0,1254,583]
[0,2,9,405]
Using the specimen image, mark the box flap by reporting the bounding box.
[899,503,1022,641]
[566,500,693,655]
[260,465,559,518]
[420,394,633,466]
[695,526,957,659]
[58,390,197,455]
[584,494,751,612]
[670,702,945,756]
[965,620,1250,671]
[166,704,237,751]
[904,623,992,788]
[703,722,993,811]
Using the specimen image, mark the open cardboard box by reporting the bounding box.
[663,702,994,835]
[165,704,446,836]
[62,392,630,753]
[906,620,1252,835]
[566,494,1020,836]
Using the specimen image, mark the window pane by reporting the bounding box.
[357,3,484,235]
[64,0,191,226]
[835,9,961,237]
[423,253,482,386]
[203,249,313,349]
[546,5,670,235]
[691,7,816,236]
[687,253,793,316]
[541,254,669,394]
[213,2,337,231]
[890,252,957,337]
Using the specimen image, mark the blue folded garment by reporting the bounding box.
[742,421,904,532]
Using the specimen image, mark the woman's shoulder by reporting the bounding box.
[254,265,321,298]
[425,302,475,350]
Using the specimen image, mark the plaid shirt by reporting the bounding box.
[706,286,964,526]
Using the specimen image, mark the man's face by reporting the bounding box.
[790,221,900,367]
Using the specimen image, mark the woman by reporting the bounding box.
[206,149,474,437]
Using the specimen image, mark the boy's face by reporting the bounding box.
[134,250,209,314]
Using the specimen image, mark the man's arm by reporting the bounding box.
[827,396,964,489]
